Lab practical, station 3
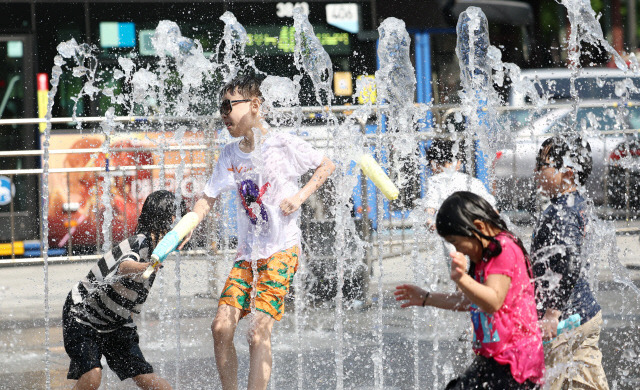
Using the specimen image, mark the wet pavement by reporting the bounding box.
[1,220,640,389]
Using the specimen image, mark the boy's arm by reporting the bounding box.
[177,194,217,249]
[192,194,217,223]
[280,156,335,216]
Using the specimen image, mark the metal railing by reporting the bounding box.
[1,102,639,266]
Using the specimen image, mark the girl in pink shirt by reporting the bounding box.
[395,191,544,389]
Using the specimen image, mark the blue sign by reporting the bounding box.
[0,176,15,206]
[100,22,136,48]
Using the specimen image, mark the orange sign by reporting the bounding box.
[334,71,353,96]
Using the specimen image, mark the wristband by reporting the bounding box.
[422,291,430,306]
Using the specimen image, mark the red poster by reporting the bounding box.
[45,131,213,249]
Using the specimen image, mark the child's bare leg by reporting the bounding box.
[132,373,172,390]
[212,305,242,390]
[73,367,101,390]
[246,311,276,390]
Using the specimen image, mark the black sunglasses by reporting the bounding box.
[219,99,251,116]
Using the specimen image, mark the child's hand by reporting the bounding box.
[177,230,193,250]
[540,309,561,341]
[394,284,428,308]
[450,251,468,282]
[280,196,302,216]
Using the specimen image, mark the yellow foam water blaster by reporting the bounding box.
[357,154,399,201]
[142,212,200,280]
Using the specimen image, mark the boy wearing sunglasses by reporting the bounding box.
[531,135,608,390]
[182,74,335,390]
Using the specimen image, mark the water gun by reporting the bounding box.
[543,314,581,345]
[142,212,200,280]
[357,154,399,201]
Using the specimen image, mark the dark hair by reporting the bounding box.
[219,73,266,101]
[436,191,532,277]
[536,135,592,186]
[136,190,186,236]
[436,191,507,239]
[426,138,466,166]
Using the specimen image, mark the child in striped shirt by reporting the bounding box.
[62,190,185,390]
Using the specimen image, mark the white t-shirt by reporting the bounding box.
[422,169,496,211]
[204,132,324,261]
[419,169,497,262]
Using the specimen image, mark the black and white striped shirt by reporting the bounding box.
[69,234,155,332]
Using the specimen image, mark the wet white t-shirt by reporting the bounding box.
[204,132,324,261]
[423,169,496,211]
[419,169,497,263]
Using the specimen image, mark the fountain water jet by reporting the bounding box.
[22,3,640,389]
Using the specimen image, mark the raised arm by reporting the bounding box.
[454,273,511,314]
[178,193,217,249]
[280,156,335,216]
[450,251,511,314]
[192,193,217,224]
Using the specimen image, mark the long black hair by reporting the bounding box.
[436,191,532,277]
[436,191,507,240]
[136,190,186,237]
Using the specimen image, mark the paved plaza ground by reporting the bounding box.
[1,220,639,389]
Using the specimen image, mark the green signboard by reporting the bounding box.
[245,25,351,56]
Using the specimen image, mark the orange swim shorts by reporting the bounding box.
[218,246,299,321]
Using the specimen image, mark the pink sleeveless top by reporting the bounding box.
[470,232,545,384]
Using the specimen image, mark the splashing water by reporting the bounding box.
[376,17,420,157]
[20,2,640,388]
[38,37,93,389]
[559,0,628,72]
[586,215,640,296]
[151,21,215,117]
[376,18,416,109]
[291,9,351,389]
[293,6,333,106]
[488,47,549,110]
[99,108,118,252]
[219,11,252,83]
[152,20,198,58]
[260,75,302,128]
[455,7,502,184]
[456,8,490,92]
[559,0,633,123]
